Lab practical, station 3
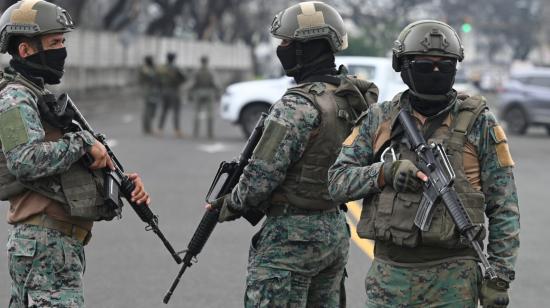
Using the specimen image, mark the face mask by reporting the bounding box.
[276,42,298,77]
[24,47,67,84]
[401,58,456,95]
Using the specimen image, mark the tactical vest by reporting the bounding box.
[0,70,117,221]
[271,77,374,211]
[357,92,487,250]
[193,68,216,89]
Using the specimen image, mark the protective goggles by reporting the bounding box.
[409,59,456,73]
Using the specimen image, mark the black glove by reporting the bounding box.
[211,194,241,223]
[383,160,423,192]
[480,278,510,308]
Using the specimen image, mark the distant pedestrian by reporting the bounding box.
[138,55,161,134]
[158,52,186,138]
[190,55,218,139]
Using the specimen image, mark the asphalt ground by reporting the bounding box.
[1,96,549,307]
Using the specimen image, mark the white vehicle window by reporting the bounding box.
[348,65,376,81]
[527,77,550,88]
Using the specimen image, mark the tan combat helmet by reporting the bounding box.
[270,1,348,52]
[392,20,464,72]
[0,0,74,54]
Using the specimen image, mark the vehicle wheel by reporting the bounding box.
[503,106,528,135]
[546,125,550,136]
[240,104,270,137]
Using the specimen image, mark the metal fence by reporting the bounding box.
[0,30,253,92]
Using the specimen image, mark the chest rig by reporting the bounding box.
[357,93,488,249]
[0,70,117,221]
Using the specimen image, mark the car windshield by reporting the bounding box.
[347,65,376,81]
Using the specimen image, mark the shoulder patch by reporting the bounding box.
[0,107,30,152]
[343,126,360,147]
[490,125,514,167]
[252,120,288,162]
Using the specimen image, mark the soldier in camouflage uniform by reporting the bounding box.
[138,55,161,135]
[208,2,378,307]
[0,1,150,307]
[328,20,519,307]
[158,52,186,138]
[190,55,218,139]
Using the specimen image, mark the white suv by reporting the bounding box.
[220,56,407,136]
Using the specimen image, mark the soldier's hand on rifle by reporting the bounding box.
[480,278,510,308]
[206,194,241,222]
[382,159,428,192]
[127,173,151,205]
[88,141,115,170]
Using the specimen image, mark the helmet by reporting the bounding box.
[270,1,347,52]
[0,0,74,54]
[392,20,464,72]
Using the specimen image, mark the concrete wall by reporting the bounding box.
[0,30,253,95]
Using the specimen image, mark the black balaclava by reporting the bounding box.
[276,39,337,84]
[400,57,457,117]
[11,46,67,85]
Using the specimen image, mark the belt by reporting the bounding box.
[266,204,339,217]
[19,214,91,245]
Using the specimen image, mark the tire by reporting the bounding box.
[545,125,550,136]
[503,106,528,135]
[240,104,270,137]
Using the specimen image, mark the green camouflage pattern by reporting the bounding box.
[328,92,519,279]
[245,211,349,307]
[226,93,320,212]
[224,91,349,306]
[0,83,96,181]
[365,259,481,307]
[8,224,85,308]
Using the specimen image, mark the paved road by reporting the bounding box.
[1,99,548,307]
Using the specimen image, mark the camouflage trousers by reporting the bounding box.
[245,210,350,308]
[192,94,214,139]
[365,258,482,308]
[7,224,86,308]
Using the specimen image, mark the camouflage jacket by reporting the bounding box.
[328,95,520,281]
[0,78,95,181]
[225,92,321,213]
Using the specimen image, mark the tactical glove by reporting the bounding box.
[383,160,423,192]
[480,278,510,308]
[211,194,241,223]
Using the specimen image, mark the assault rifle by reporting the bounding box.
[397,109,497,280]
[163,113,267,304]
[59,93,183,265]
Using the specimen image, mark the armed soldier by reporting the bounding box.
[207,2,378,306]
[0,1,150,306]
[139,55,161,135]
[158,52,186,138]
[328,20,519,307]
[190,55,218,139]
